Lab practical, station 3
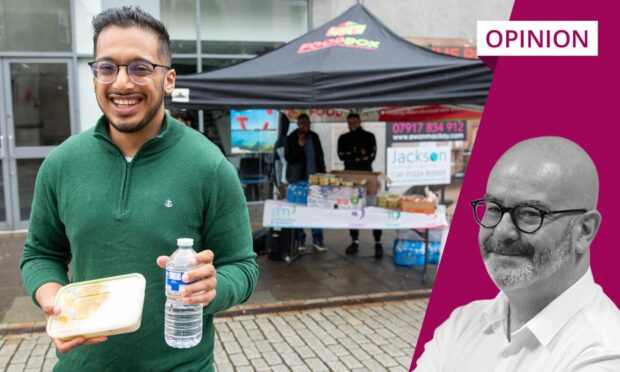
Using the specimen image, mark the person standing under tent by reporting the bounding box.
[285,113,328,252]
[337,112,383,258]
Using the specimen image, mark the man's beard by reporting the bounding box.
[481,224,573,291]
[107,96,162,134]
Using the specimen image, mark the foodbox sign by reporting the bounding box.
[387,145,451,186]
[297,21,380,54]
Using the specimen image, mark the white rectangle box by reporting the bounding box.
[47,273,146,340]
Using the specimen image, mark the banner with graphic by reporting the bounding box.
[387,145,452,186]
[230,109,279,153]
[282,106,482,124]
[263,200,448,230]
[386,121,467,145]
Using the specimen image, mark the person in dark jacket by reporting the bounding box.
[337,112,383,258]
[285,114,327,252]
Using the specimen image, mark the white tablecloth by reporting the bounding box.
[262,200,448,230]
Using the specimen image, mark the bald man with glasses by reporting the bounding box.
[416,136,620,372]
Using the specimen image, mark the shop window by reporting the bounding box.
[161,0,197,54]
[171,58,198,75]
[201,40,284,56]
[0,0,71,52]
[201,58,246,72]
[10,63,72,146]
[200,0,307,55]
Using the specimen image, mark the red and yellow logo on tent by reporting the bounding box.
[326,21,367,37]
[297,21,380,54]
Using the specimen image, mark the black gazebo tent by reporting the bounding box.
[167,4,491,110]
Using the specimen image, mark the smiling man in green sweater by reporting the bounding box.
[19,6,258,371]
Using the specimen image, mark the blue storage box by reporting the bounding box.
[428,241,442,264]
[393,239,442,267]
[286,181,308,204]
[393,239,425,267]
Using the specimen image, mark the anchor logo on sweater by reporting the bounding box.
[164,199,173,208]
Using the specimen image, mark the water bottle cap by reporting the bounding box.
[177,238,194,247]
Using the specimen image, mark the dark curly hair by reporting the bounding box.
[92,6,172,64]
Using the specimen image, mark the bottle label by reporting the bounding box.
[166,270,193,293]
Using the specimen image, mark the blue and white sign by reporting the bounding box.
[387,145,451,186]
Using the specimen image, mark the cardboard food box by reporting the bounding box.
[377,193,401,210]
[47,273,146,341]
[330,170,381,196]
[400,196,437,214]
[307,184,366,210]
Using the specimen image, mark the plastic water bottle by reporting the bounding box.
[165,238,203,348]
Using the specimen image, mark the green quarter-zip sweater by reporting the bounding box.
[20,114,258,371]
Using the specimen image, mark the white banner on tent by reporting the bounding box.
[263,200,448,230]
[387,145,451,186]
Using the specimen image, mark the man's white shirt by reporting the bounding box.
[415,269,620,371]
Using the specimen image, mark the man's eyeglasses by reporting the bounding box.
[469,199,587,234]
[88,60,171,85]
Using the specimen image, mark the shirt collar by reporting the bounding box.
[525,268,596,347]
[482,269,596,347]
[483,291,509,327]
[93,113,183,159]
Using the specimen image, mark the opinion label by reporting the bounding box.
[477,21,598,56]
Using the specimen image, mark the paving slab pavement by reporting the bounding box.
[0,296,427,372]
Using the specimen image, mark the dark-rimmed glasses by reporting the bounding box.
[88,60,171,85]
[470,199,587,234]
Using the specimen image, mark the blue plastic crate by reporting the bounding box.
[393,239,425,267]
[428,241,442,264]
[286,181,308,204]
[393,239,442,266]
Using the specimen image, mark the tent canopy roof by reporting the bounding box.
[168,4,491,110]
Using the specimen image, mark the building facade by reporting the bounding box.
[0,0,512,230]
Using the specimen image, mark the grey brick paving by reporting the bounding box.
[263,350,283,366]
[375,353,400,368]
[250,357,269,370]
[290,365,311,372]
[362,357,388,371]
[0,298,426,371]
[0,355,10,369]
[348,347,373,362]
[341,354,364,369]
[6,363,26,372]
[29,344,49,357]
[0,342,18,357]
[25,355,44,369]
[242,346,261,360]
[229,352,250,367]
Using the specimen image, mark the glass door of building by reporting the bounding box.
[0,59,75,230]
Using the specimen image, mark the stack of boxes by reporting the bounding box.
[289,171,382,211]
[306,173,367,210]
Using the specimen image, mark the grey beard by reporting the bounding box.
[483,225,573,291]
